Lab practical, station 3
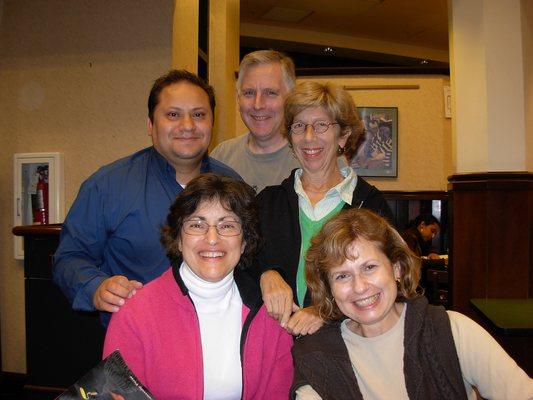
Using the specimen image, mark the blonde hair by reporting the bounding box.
[237,50,296,93]
[306,208,421,321]
[283,81,363,157]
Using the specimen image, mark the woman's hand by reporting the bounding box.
[285,306,324,336]
[260,270,294,327]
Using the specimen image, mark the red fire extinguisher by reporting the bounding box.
[33,167,49,225]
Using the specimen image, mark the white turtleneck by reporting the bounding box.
[179,262,243,400]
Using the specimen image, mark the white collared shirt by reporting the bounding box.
[294,166,358,221]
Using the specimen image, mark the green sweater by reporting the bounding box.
[296,201,345,306]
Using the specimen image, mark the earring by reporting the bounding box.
[337,146,345,155]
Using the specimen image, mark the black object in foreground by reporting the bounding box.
[56,350,155,399]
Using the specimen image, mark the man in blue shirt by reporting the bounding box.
[53,70,241,325]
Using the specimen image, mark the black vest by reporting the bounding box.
[291,296,469,400]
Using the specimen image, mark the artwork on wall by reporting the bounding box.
[349,107,398,178]
[13,152,65,259]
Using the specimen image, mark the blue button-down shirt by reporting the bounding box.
[53,146,241,322]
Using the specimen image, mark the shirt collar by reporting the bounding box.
[152,147,210,180]
[294,166,357,205]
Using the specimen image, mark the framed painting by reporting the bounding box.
[349,107,398,177]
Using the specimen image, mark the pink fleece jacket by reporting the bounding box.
[103,268,293,400]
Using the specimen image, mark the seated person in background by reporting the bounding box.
[257,81,394,337]
[292,208,533,400]
[401,213,441,259]
[104,174,293,400]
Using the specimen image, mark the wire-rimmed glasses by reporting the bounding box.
[289,121,339,135]
[183,219,242,237]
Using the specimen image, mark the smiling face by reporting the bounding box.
[178,199,245,282]
[328,237,402,337]
[291,106,349,175]
[238,62,288,143]
[148,81,213,173]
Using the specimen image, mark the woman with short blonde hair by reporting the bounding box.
[257,82,393,337]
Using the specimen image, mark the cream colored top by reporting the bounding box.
[296,306,533,400]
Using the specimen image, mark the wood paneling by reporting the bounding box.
[448,172,532,315]
[448,172,532,375]
[12,226,104,393]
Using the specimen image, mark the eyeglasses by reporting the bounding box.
[183,219,242,237]
[289,121,339,135]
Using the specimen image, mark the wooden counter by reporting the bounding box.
[13,224,105,396]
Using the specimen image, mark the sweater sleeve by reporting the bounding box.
[103,304,147,386]
[447,310,533,400]
[264,324,295,399]
[255,188,287,276]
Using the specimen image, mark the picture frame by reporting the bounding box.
[349,107,398,177]
[13,152,65,259]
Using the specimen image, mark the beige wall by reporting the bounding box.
[235,75,452,190]
[0,0,173,373]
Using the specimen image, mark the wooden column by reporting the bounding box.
[172,0,199,72]
[448,172,532,374]
[448,172,532,316]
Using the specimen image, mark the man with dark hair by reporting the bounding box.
[53,70,240,325]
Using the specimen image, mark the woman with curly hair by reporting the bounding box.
[292,208,532,400]
[104,173,293,400]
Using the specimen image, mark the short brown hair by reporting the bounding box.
[161,173,262,269]
[306,208,421,321]
[283,81,364,158]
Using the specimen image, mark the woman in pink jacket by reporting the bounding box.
[104,173,293,400]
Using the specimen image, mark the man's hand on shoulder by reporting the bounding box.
[93,276,143,312]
